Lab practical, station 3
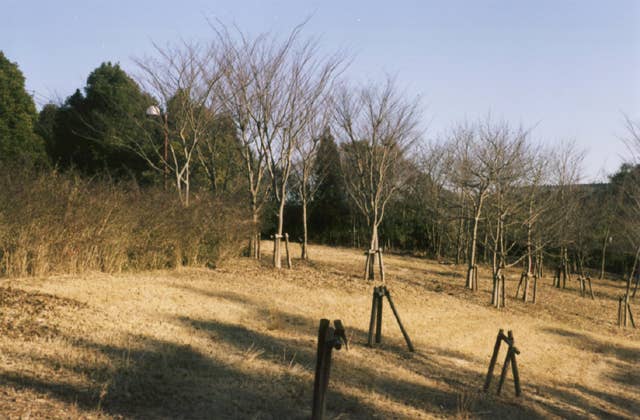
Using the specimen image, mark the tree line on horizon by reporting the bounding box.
[1,24,639,281]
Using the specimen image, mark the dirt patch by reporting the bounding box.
[0,287,85,339]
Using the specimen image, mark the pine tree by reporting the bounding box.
[0,51,46,165]
[309,130,351,244]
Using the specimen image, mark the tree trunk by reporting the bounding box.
[599,227,610,279]
[274,198,285,269]
[301,196,309,260]
[466,203,482,290]
[250,200,260,259]
[368,223,379,280]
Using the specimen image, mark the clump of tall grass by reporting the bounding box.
[0,167,250,277]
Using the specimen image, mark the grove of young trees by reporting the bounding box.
[1,24,639,282]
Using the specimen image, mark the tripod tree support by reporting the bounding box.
[491,269,506,309]
[466,264,478,291]
[483,329,522,397]
[311,319,348,420]
[515,272,537,303]
[367,285,415,352]
[578,275,595,299]
[284,233,292,269]
[618,295,636,328]
[363,248,386,282]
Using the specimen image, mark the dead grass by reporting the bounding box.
[0,244,638,419]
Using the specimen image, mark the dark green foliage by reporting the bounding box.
[35,103,59,157]
[194,114,246,197]
[309,131,351,244]
[0,51,46,165]
[50,62,155,179]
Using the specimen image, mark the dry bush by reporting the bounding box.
[0,167,250,277]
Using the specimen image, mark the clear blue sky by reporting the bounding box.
[3,0,639,180]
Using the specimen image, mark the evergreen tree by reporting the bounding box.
[51,62,154,178]
[309,130,351,244]
[35,103,59,158]
[0,51,46,165]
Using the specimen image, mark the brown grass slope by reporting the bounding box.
[0,244,638,419]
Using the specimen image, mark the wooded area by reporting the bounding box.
[1,24,640,287]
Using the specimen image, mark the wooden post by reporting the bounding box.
[368,250,375,281]
[484,329,522,397]
[473,265,478,291]
[618,296,623,327]
[378,249,386,283]
[515,273,524,298]
[587,276,594,300]
[502,274,507,308]
[483,329,504,391]
[384,287,415,352]
[367,288,379,346]
[491,274,497,306]
[496,344,513,395]
[284,233,292,269]
[624,294,629,326]
[312,319,330,419]
[256,233,261,260]
[363,252,371,281]
[532,274,537,304]
[311,319,348,420]
[508,331,521,397]
[523,274,529,302]
[375,287,383,343]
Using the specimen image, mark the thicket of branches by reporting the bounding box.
[1,23,639,279]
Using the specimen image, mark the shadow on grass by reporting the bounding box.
[2,287,639,418]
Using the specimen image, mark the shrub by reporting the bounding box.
[0,167,250,277]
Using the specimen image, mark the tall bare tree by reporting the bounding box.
[292,107,332,260]
[548,140,585,284]
[215,24,344,267]
[449,119,529,290]
[334,78,421,276]
[133,42,221,206]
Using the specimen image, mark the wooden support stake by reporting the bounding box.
[473,265,479,291]
[311,319,348,420]
[483,329,504,391]
[284,233,292,269]
[484,329,522,397]
[618,297,623,327]
[256,233,261,259]
[501,274,506,308]
[375,288,383,343]
[312,319,330,419]
[508,331,521,397]
[363,252,371,281]
[496,345,513,395]
[532,275,538,304]
[384,287,415,352]
[515,274,524,299]
[587,277,594,300]
[367,288,379,346]
[378,249,386,283]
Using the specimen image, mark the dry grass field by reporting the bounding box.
[0,244,639,419]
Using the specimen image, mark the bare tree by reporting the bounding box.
[449,119,529,290]
[415,141,453,259]
[334,78,421,277]
[214,24,344,267]
[134,42,221,207]
[548,140,585,286]
[292,106,332,260]
[620,116,640,295]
